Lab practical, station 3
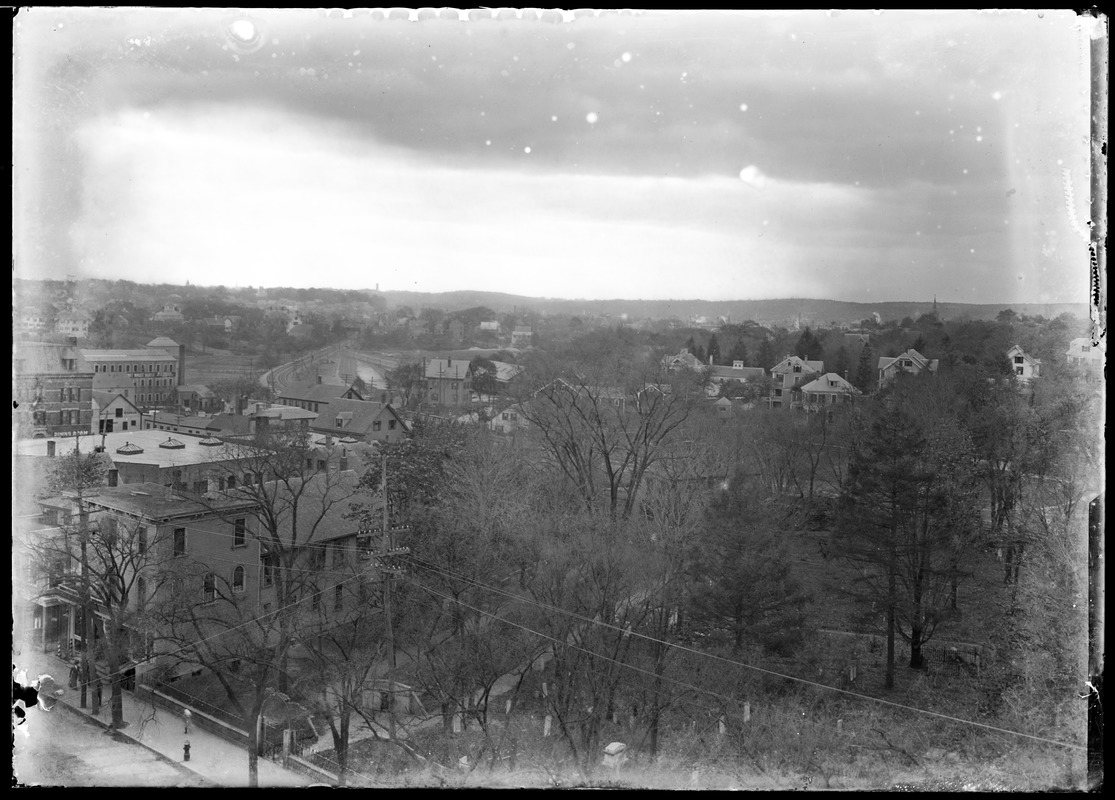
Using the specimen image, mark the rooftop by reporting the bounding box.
[14,429,243,469]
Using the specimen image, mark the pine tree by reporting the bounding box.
[855,341,874,392]
[757,338,776,372]
[706,334,722,365]
[835,378,979,684]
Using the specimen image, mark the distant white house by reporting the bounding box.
[769,355,824,409]
[1065,337,1104,367]
[799,372,861,413]
[1005,344,1041,382]
[877,349,937,389]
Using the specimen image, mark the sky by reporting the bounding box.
[12,8,1102,304]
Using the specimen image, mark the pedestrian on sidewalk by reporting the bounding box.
[184,708,192,735]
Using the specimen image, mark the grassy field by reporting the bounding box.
[183,346,264,387]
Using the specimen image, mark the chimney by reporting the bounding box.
[178,343,186,386]
[339,448,349,472]
[46,440,56,458]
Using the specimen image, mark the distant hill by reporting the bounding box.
[379,291,1088,325]
[14,278,1087,327]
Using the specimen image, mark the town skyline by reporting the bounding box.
[14,8,1098,306]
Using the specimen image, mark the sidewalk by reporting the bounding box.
[21,651,314,788]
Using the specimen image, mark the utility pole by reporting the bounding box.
[368,457,409,742]
[73,436,98,713]
[380,457,396,739]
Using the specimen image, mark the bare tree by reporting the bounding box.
[513,354,703,520]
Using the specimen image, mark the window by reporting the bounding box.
[388,419,396,430]
[1016,367,1024,376]
[332,540,345,567]
[173,528,186,557]
[312,590,322,611]
[138,527,148,555]
[262,554,274,587]
[232,567,245,593]
[1014,356,1024,364]
[317,460,327,471]
[116,407,124,418]
[335,418,344,428]
[136,576,146,607]
[227,475,236,489]
[203,573,216,602]
[334,583,344,610]
[373,421,382,432]
[233,518,247,548]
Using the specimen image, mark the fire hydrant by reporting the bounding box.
[183,740,191,762]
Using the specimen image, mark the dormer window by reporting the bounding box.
[1014,356,1024,364]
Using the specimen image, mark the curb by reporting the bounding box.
[56,699,218,787]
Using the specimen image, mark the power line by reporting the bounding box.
[401,555,1085,751]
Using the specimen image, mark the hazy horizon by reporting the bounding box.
[14,9,1098,305]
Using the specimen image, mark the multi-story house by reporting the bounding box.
[798,372,861,415]
[425,358,473,407]
[311,398,410,444]
[1005,345,1041,382]
[511,327,534,348]
[16,468,373,691]
[1065,337,1104,367]
[173,384,223,415]
[768,356,824,409]
[55,310,92,339]
[81,337,185,410]
[151,300,185,324]
[876,349,938,389]
[13,342,95,438]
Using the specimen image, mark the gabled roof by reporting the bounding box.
[799,373,861,395]
[92,391,142,412]
[312,398,404,435]
[878,349,938,373]
[1006,344,1041,365]
[251,405,318,421]
[771,356,824,374]
[146,336,180,349]
[663,349,703,369]
[277,380,353,404]
[491,361,525,383]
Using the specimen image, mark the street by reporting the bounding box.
[13,703,207,788]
